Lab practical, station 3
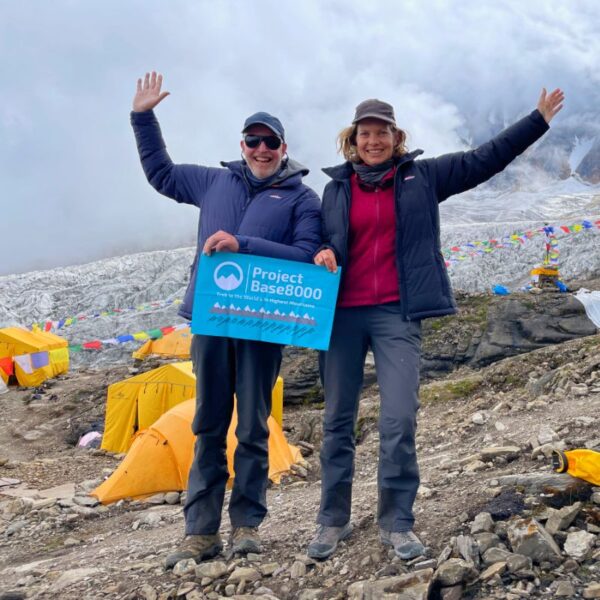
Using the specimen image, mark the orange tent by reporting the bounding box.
[101,361,196,454]
[101,362,284,453]
[92,398,302,504]
[132,327,191,360]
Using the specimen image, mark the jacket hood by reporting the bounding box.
[221,157,309,188]
[322,149,424,181]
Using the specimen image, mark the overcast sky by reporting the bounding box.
[3,0,599,275]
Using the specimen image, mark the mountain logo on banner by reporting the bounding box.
[214,262,244,291]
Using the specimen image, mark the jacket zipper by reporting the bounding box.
[373,188,380,302]
[235,177,256,234]
[393,168,410,320]
[342,180,351,271]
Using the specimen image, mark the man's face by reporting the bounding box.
[241,124,287,179]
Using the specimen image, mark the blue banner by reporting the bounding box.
[191,253,341,350]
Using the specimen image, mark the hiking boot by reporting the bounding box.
[230,526,262,555]
[164,534,223,569]
[380,529,425,560]
[307,523,353,560]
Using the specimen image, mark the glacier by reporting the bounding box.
[1,178,599,368]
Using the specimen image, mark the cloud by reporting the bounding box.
[2,0,600,274]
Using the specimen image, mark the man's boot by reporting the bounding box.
[230,526,262,554]
[379,529,425,560]
[164,534,223,569]
[307,523,353,559]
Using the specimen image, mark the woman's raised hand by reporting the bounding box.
[133,71,170,112]
[314,249,338,273]
[537,88,564,124]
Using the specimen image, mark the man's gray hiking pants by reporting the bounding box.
[185,334,282,534]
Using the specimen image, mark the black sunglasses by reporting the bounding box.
[243,134,283,150]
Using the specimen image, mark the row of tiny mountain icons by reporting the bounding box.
[210,302,316,326]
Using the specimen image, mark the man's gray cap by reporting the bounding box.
[242,112,285,140]
[352,99,396,126]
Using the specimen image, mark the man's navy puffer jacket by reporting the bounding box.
[131,110,322,320]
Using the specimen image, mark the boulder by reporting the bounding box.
[506,553,532,573]
[564,530,596,560]
[473,533,501,555]
[435,559,478,586]
[456,535,479,566]
[506,518,561,565]
[545,502,581,535]
[555,580,576,597]
[470,512,494,534]
[195,561,228,580]
[479,446,521,461]
[482,547,513,566]
[347,569,434,600]
[479,561,507,581]
[227,567,262,584]
[471,296,596,367]
[583,583,600,598]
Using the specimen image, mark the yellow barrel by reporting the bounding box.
[552,449,600,486]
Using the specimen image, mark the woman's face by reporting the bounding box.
[355,118,398,166]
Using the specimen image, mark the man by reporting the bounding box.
[130,72,321,568]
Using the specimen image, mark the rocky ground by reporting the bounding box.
[1,292,600,599]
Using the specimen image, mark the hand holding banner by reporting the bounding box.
[192,253,341,350]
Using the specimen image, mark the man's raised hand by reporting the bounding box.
[133,71,170,113]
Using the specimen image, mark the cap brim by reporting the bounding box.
[352,113,396,125]
[242,121,283,139]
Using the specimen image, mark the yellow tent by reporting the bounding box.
[0,327,69,387]
[101,361,284,453]
[92,398,301,504]
[132,326,191,360]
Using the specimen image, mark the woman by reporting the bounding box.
[307,89,564,560]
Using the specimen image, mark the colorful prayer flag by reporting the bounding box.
[0,357,14,377]
[30,351,49,369]
[14,354,33,374]
[82,341,102,350]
